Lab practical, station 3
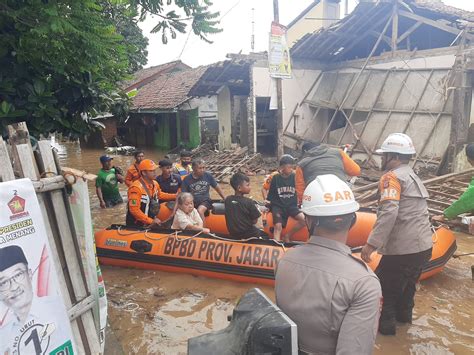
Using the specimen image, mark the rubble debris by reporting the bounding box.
[183,144,265,183]
[354,168,474,230]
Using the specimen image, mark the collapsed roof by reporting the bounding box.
[291,0,474,62]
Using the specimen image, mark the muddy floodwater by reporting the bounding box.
[55,141,474,355]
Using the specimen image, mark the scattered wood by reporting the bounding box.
[354,168,474,230]
[185,144,265,182]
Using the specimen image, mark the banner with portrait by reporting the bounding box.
[0,179,75,355]
[269,22,292,79]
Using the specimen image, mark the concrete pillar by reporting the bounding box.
[218,86,232,150]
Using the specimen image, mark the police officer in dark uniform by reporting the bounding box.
[275,174,382,354]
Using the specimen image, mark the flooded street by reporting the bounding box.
[56,141,474,355]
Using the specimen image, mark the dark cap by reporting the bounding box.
[0,245,28,271]
[100,155,113,164]
[279,154,296,166]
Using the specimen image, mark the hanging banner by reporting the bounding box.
[269,22,292,79]
[68,178,107,352]
[0,179,75,355]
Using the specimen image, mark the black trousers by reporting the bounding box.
[375,248,432,322]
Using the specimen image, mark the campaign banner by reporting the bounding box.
[68,178,107,351]
[269,22,292,79]
[0,179,75,355]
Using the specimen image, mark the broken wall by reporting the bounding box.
[284,52,460,169]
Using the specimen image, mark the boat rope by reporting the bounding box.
[117,226,287,251]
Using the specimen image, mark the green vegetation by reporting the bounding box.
[0,0,220,137]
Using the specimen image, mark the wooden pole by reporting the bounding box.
[391,3,398,54]
[273,0,284,159]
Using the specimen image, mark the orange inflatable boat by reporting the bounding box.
[95,223,456,285]
[157,202,376,247]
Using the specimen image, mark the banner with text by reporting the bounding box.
[0,179,75,355]
[269,22,292,79]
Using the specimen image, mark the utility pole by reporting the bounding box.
[251,8,255,51]
[273,0,284,159]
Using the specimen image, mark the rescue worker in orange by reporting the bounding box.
[125,150,145,187]
[361,133,432,336]
[296,142,361,204]
[126,159,178,228]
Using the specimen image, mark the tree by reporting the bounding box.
[0,0,220,137]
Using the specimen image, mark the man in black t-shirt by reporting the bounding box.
[267,155,306,242]
[156,159,182,199]
[182,159,226,225]
[225,173,266,239]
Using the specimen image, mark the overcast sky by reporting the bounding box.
[139,0,474,68]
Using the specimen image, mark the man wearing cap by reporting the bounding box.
[0,246,72,355]
[96,155,125,208]
[275,174,381,354]
[295,142,361,205]
[361,133,432,336]
[126,159,178,227]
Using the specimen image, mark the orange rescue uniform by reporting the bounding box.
[126,178,177,226]
[125,164,141,187]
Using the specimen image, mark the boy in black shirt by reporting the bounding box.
[267,155,305,242]
[225,173,264,239]
[156,159,182,199]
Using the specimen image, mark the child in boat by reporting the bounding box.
[156,159,182,199]
[172,192,210,233]
[267,154,306,242]
[225,172,265,240]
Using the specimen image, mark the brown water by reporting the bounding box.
[56,141,474,355]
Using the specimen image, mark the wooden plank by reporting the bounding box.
[68,295,96,321]
[15,140,87,353]
[398,10,464,37]
[391,4,398,53]
[61,167,97,182]
[8,122,40,178]
[397,21,423,44]
[38,140,57,175]
[32,176,66,192]
[36,139,102,354]
[0,136,15,181]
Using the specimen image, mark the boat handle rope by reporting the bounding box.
[117,226,287,252]
[151,228,287,252]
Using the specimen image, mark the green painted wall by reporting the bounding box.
[177,109,200,149]
[151,109,200,150]
[153,114,171,149]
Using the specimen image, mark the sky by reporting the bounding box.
[139,0,474,68]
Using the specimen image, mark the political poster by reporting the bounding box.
[269,22,292,79]
[0,179,75,355]
[68,178,107,352]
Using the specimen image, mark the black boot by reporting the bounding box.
[379,318,396,335]
[396,309,413,323]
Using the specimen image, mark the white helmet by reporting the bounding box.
[376,133,416,155]
[301,174,359,216]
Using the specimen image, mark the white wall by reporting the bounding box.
[252,63,321,151]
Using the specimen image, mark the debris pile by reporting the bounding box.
[354,168,474,229]
[188,144,265,182]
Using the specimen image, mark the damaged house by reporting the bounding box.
[279,0,474,174]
